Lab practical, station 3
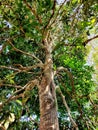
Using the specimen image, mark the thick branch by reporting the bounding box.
[0,124,6,130]
[57,87,78,130]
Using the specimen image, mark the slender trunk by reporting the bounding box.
[39,45,59,130]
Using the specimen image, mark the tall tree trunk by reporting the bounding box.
[39,44,59,130]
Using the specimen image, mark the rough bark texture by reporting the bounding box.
[39,77,59,130]
[39,45,59,130]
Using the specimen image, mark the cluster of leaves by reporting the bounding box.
[0,0,98,129]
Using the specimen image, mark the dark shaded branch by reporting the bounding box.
[83,35,98,46]
[54,34,98,50]
[44,0,56,29]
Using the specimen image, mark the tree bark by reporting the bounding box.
[39,45,59,130]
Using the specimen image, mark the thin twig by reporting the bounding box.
[23,0,42,24]
[55,67,75,92]
[70,4,81,27]
[0,79,39,110]
[0,66,21,72]
[44,0,56,29]
[30,116,39,127]
[13,63,44,71]
[0,63,44,74]
[0,83,22,89]
[49,0,69,28]
[57,87,78,130]
[7,39,43,63]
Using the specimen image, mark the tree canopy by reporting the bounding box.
[0,0,98,129]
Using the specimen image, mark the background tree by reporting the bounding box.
[0,0,98,129]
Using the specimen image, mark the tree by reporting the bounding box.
[0,0,98,129]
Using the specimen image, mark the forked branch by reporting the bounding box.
[0,79,39,110]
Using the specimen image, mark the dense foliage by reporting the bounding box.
[0,0,98,129]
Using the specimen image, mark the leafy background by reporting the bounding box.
[0,0,98,129]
